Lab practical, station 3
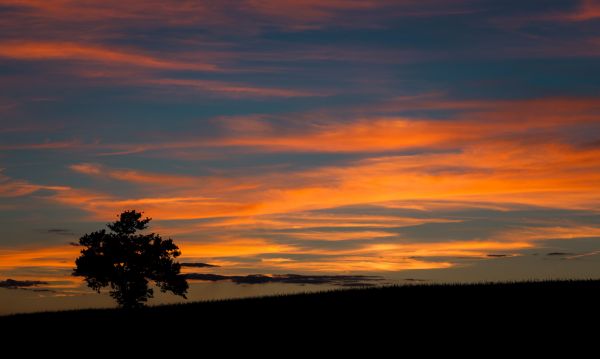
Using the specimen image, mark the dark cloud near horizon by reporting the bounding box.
[184,273,383,286]
[0,279,49,291]
[544,250,600,260]
[46,228,75,236]
[180,262,219,268]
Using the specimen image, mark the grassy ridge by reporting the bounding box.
[3,280,600,345]
[5,280,597,348]
[3,279,600,324]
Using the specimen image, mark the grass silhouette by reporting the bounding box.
[3,279,600,347]
[2,279,599,325]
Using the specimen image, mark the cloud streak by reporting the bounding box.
[183,273,383,286]
[0,279,48,289]
[1,0,476,34]
[0,41,219,71]
[0,170,69,198]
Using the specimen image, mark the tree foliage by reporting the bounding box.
[73,210,188,308]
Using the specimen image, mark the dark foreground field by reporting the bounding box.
[3,281,600,351]
[3,280,600,329]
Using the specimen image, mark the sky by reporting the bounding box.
[1,0,600,313]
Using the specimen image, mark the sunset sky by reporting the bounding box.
[1,0,600,313]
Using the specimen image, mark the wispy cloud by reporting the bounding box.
[0,41,219,71]
[142,78,326,98]
[0,170,69,198]
[1,0,475,34]
[69,163,201,187]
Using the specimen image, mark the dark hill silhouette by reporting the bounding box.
[4,280,597,353]
[3,279,600,325]
[3,279,599,349]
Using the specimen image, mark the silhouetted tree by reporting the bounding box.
[73,210,188,308]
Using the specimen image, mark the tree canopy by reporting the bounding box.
[73,210,188,308]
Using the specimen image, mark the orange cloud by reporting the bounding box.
[0,42,320,99]
[567,0,600,21]
[150,214,461,242]
[0,140,79,151]
[257,256,453,272]
[492,225,600,242]
[39,96,600,219]
[208,97,600,153]
[59,96,598,155]
[68,162,261,200]
[0,170,69,197]
[143,78,324,98]
[273,230,397,242]
[1,223,591,275]
[2,221,597,275]
[180,239,532,273]
[0,245,79,270]
[353,241,533,258]
[70,163,200,187]
[3,0,219,28]
[48,187,264,220]
[263,144,600,212]
[0,41,218,71]
[3,0,468,33]
[179,238,296,258]
[242,0,475,31]
[259,240,532,272]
